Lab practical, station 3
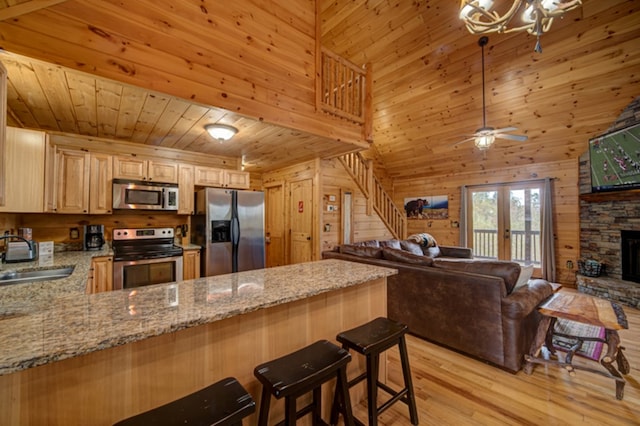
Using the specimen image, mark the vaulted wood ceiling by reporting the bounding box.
[1,0,639,179]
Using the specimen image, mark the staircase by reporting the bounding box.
[338,152,406,240]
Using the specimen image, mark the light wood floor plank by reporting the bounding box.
[348,297,640,425]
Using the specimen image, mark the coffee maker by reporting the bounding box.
[84,224,105,251]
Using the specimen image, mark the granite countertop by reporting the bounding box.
[0,247,113,309]
[0,259,396,376]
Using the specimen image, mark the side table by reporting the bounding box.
[524,290,630,400]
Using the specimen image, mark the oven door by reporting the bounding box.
[113,256,183,290]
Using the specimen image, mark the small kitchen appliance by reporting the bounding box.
[84,224,105,251]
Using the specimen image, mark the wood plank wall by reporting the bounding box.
[0,0,365,149]
[320,158,394,251]
[393,159,580,286]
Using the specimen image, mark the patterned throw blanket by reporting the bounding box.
[551,318,606,361]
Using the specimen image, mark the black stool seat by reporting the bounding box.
[254,339,355,426]
[333,317,419,426]
[337,316,409,355]
[113,377,255,426]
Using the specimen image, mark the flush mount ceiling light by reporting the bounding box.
[205,124,238,141]
[459,0,582,52]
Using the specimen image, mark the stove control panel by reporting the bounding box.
[113,228,175,241]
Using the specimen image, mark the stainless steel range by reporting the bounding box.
[112,227,183,290]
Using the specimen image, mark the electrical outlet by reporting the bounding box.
[566,260,574,269]
[69,227,80,239]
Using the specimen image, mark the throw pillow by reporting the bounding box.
[379,239,402,249]
[382,247,434,266]
[514,264,534,289]
[400,240,424,256]
[340,245,384,258]
[407,233,438,248]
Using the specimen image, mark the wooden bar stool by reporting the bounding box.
[332,317,419,426]
[253,339,355,426]
[113,377,255,426]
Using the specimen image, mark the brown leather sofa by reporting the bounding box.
[322,240,554,373]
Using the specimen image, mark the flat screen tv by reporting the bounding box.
[589,122,640,193]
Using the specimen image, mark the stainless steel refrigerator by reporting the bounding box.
[192,188,265,276]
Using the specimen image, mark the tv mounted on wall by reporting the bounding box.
[589,122,640,193]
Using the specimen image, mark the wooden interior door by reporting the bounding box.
[265,182,286,267]
[290,178,313,264]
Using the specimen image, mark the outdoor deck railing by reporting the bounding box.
[473,229,541,265]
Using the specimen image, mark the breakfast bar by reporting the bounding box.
[0,259,396,425]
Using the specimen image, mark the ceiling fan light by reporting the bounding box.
[205,124,238,141]
[474,134,495,150]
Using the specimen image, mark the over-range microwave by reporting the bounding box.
[113,179,179,211]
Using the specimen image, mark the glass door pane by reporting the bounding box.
[471,190,498,259]
[509,187,542,268]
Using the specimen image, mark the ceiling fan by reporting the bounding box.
[455,36,528,150]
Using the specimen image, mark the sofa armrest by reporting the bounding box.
[501,279,554,320]
[439,245,473,258]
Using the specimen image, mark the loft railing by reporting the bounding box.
[473,229,541,265]
[338,152,406,239]
[318,48,373,141]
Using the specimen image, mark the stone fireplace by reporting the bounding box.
[577,97,640,308]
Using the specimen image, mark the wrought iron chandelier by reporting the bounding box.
[459,0,582,52]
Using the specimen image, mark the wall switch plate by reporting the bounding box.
[70,228,80,239]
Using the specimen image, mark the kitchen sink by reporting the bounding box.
[0,266,75,286]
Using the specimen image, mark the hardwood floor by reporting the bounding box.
[349,298,640,425]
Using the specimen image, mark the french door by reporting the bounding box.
[466,182,543,275]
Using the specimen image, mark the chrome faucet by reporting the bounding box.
[0,234,38,263]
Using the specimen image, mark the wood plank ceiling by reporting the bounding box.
[1,0,639,178]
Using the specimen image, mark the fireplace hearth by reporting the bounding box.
[622,230,640,284]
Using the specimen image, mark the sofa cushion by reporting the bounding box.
[382,247,434,266]
[514,264,534,289]
[433,258,522,294]
[407,233,438,248]
[353,240,380,247]
[340,244,383,258]
[400,240,424,255]
[379,239,402,249]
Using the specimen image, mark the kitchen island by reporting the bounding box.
[0,259,396,425]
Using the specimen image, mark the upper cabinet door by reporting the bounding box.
[0,61,6,207]
[194,166,225,187]
[147,160,178,183]
[56,149,90,214]
[0,127,46,213]
[178,164,195,215]
[89,153,113,214]
[225,170,250,189]
[113,156,147,181]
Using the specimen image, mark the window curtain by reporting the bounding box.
[459,185,468,247]
[542,178,556,282]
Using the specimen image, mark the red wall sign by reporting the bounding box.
[298,201,304,213]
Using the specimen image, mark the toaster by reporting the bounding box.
[4,241,38,263]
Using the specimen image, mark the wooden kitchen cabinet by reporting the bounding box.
[194,166,250,189]
[86,256,113,294]
[89,153,113,214]
[183,249,201,280]
[114,156,178,183]
[178,164,195,215]
[55,149,90,214]
[0,127,46,213]
[49,148,113,214]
